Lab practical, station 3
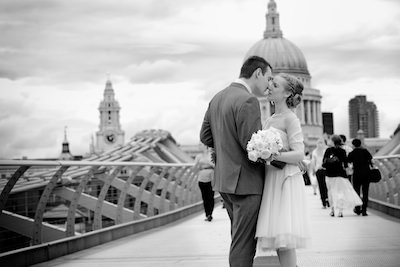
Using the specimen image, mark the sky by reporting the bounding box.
[0,0,399,159]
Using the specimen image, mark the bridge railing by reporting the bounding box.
[369,154,400,216]
[0,160,202,255]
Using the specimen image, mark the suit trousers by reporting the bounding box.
[352,178,370,212]
[316,169,328,207]
[198,181,215,217]
[220,192,262,267]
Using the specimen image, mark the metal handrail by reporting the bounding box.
[370,154,400,206]
[0,160,194,167]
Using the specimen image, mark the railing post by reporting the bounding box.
[170,167,190,210]
[93,166,123,231]
[66,166,100,236]
[159,167,183,213]
[133,166,156,220]
[0,166,30,214]
[115,166,144,224]
[32,165,69,245]
[147,166,171,217]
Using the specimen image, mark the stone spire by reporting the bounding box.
[264,0,283,38]
[89,134,95,155]
[63,126,68,144]
[60,126,73,160]
[104,74,115,101]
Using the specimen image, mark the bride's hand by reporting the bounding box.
[270,153,280,161]
[271,149,286,161]
[298,160,308,173]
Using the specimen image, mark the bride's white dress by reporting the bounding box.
[255,114,311,254]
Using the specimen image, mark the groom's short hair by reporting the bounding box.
[352,138,362,148]
[239,56,272,79]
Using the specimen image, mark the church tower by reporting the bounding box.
[95,78,125,153]
[59,126,73,160]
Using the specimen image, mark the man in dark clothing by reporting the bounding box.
[348,138,373,216]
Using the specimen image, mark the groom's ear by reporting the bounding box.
[253,68,261,79]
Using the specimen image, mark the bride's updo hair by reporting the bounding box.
[279,73,304,108]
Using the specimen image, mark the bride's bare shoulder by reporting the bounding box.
[284,111,299,122]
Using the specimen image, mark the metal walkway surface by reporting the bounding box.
[32,186,400,267]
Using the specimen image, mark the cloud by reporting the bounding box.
[0,0,399,159]
[124,60,186,83]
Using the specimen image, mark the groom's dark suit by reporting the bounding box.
[200,82,265,267]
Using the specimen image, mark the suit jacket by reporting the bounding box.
[348,147,373,180]
[200,82,265,195]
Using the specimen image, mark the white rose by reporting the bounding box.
[260,150,272,160]
[247,142,254,151]
[248,151,259,162]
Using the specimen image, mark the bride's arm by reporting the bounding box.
[271,115,304,164]
[272,148,304,164]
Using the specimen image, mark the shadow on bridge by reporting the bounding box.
[23,186,400,267]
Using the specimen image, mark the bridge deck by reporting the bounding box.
[32,186,400,267]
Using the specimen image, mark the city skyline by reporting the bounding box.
[349,95,379,139]
[0,0,399,159]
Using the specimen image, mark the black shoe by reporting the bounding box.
[206,215,213,221]
[362,212,368,216]
[353,208,361,215]
[326,201,330,208]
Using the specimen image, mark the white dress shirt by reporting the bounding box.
[234,78,252,94]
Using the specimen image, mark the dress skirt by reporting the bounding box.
[255,164,311,254]
[325,176,362,210]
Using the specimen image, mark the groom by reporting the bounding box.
[200,56,272,267]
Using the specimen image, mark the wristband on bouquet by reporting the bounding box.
[270,160,286,169]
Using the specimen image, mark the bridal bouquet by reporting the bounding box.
[246,128,286,169]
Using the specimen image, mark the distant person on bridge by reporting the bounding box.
[347,138,373,216]
[195,144,215,222]
[310,137,329,209]
[323,135,362,217]
[200,56,272,267]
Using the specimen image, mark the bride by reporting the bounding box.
[255,73,311,267]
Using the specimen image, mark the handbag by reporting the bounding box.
[369,168,382,183]
[322,153,340,169]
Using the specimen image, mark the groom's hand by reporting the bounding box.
[210,148,217,164]
[256,158,266,164]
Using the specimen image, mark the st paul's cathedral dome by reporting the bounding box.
[244,0,323,149]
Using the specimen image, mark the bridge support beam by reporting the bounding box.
[0,210,67,242]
